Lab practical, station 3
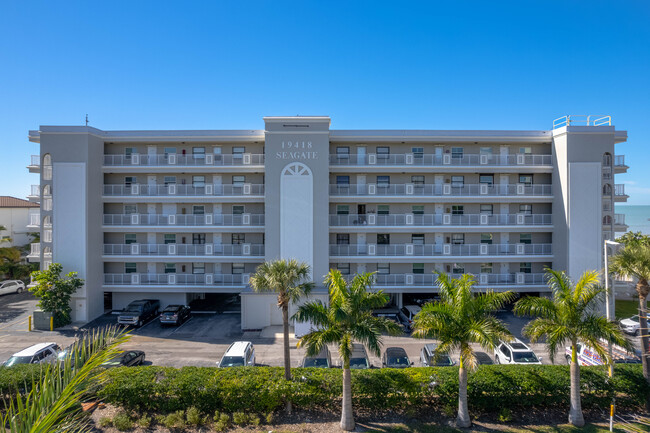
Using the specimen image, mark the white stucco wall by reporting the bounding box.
[0,207,35,247]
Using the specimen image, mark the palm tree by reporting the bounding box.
[0,224,11,244]
[249,259,314,382]
[293,270,401,431]
[412,272,514,428]
[514,270,632,427]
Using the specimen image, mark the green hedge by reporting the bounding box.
[95,365,649,415]
[0,364,42,396]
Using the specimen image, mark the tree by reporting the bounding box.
[412,273,514,428]
[616,231,650,247]
[250,259,314,385]
[293,270,401,431]
[0,224,11,245]
[0,246,37,281]
[29,263,84,327]
[514,270,631,427]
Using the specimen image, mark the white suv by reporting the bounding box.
[3,342,61,367]
[218,341,255,367]
[494,339,542,365]
[620,315,641,336]
[0,280,25,295]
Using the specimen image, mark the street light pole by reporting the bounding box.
[604,239,621,433]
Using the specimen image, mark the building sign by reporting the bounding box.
[275,141,318,160]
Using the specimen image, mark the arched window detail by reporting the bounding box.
[603,215,612,225]
[42,184,51,196]
[602,183,612,196]
[43,215,52,228]
[603,152,612,166]
[42,153,52,181]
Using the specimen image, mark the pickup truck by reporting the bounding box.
[117,299,160,327]
[565,340,640,366]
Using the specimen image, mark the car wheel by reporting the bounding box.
[16,288,23,294]
[565,355,571,365]
[495,355,500,364]
[635,329,640,337]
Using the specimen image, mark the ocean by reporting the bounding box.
[616,205,650,235]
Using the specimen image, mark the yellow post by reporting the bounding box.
[28,315,32,332]
[50,316,53,331]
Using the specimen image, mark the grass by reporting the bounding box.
[616,299,641,320]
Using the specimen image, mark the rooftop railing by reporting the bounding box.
[329,213,552,227]
[553,115,611,129]
[330,183,552,197]
[103,184,265,197]
[103,153,264,167]
[103,213,265,226]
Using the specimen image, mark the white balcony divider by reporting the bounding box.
[516,273,525,284]
[130,244,139,255]
[480,214,488,225]
[242,274,250,285]
[480,273,488,284]
[131,274,140,284]
[130,214,139,225]
[480,154,488,165]
[168,244,176,255]
[443,244,451,255]
[368,184,376,195]
[406,154,414,165]
[406,214,414,225]
[516,214,525,225]
[168,154,177,164]
[516,184,525,195]
[443,154,451,165]
[405,244,414,255]
[205,184,213,195]
[243,153,251,165]
[368,214,376,225]
[405,274,414,285]
[480,184,488,195]
[168,214,176,224]
[205,154,214,164]
[205,244,213,255]
[131,184,140,195]
[205,214,213,224]
[243,184,251,195]
[517,154,525,165]
[131,154,140,165]
[168,274,176,284]
[206,274,213,284]
[443,214,451,224]
[243,213,250,225]
[406,184,414,195]
[242,244,251,255]
[516,243,525,254]
[368,154,377,165]
[480,244,488,255]
[368,244,376,255]
[443,184,451,195]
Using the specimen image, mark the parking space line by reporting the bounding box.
[170,317,193,334]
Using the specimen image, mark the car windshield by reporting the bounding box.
[4,356,33,366]
[386,355,409,367]
[101,355,125,366]
[349,357,368,369]
[162,310,178,315]
[629,316,640,323]
[220,356,245,367]
[512,351,539,363]
[124,307,142,313]
[303,358,328,368]
[428,354,453,366]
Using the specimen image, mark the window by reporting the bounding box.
[377,205,390,215]
[164,234,176,244]
[336,147,350,159]
[519,174,533,186]
[164,147,176,158]
[480,147,493,155]
[164,176,176,186]
[232,176,245,187]
[451,233,465,245]
[192,233,206,245]
[124,204,137,215]
[192,176,205,188]
[192,147,205,159]
[336,175,350,186]
[480,204,493,215]
[451,176,464,188]
[124,147,136,158]
[336,234,350,245]
[124,234,137,245]
[377,146,390,159]
[519,234,532,245]
[519,204,532,215]
[452,264,464,274]
[412,147,424,159]
[232,205,245,215]
[232,263,245,274]
[413,263,424,274]
[481,263,493,274]
[479,174,494,186]
[232,233,245,245]
[232,147,245,158]
[411,175,425,186]
[520,262,532,274]
[451,147,464,159]
[337,263,350,275]
[377,176,390,187]
[451,205,464,215]
[411,234,424,245]
[124,176,136,187]
[412,205,424,215]
[193,205,205,215]
[480,233,493,244]
[519,147,532,154]
[192,263,205,274]
[165,263,176,274]
[377,263,390,274]
[337,205,349,215]
[377,234,390,245]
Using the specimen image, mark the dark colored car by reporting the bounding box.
[300,346,332,368]
[382,347,412,368]
[420,343,455,367]
[101,350,145,368]
[159,305,191,326]
[118,299,160,327]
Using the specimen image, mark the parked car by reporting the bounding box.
[117,299,160,327]
[565,340,640,366]
[3,342,60,367]
[0,280,25,295]
[101,350,146,368]
[620,315,641,336]
[420,343,455,367]
[349,343,371,369]
[494,339,542,365]
[159,304,191,326]
[382,347,412,368]
[218,341,255,367]
[300,346,332,368]
[400,305,422,329]
[373,309,411,333]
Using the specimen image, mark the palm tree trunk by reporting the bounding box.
[340,360,355,431]
[456,358,471,428]
[282,303,292,414]
[568,344,585,427]
[638,292,650,411]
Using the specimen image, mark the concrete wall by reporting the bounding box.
[0,207,35,247]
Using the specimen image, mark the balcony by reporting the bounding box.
[27,212,41,229]
[330,183,552,200]
[103,243,264,258]
[373,273,546,288]
[614,155,628,173]
[614,184,629,202]
[27,155,40,173]
[330,243,552,258]
[613,213,628,232]
[103,273,248,287]
[103,213,264,228]
[26,243,41,262]
[103,154,265,170]
[330,213,552,228]
[103,184,265,199]
[27,185,40,202]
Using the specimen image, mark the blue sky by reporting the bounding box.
[1,1,649,203]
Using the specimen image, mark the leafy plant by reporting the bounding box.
[29,263,84,327]
[136,414,152,428]
[232,411,248,425]
[186,406,202,426]
[112,411,133,431]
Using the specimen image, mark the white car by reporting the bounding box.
[0,280,25,295]
[494,339,542,365]
[3,342,61,367]
[620,315,641,336]
[217,341,255,367]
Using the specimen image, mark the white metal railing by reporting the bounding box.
[103,213,265,226]
[615,155,626,167]
[103,243,264,256]
[29,185,40,197]
[29,213,40,227]
[330,243,552,257]
[29,155,40,166]
[103,273,247,286]
[553,115,611,129]
[330,183,552,197]
[103,153,265,167]
[329,213,552,227]
[29,243,40,256]
[614,184,626,196]
[614,214,626,225]
[373,273,546,286]
[330,153,552,167]
[103,184,265,197]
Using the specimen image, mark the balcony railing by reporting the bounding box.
[29,155,40,167]
[330,153,552,167]
[329,213,552,227]
[103,154,264,167]
[330,184,552,197]
[29,243,40,256]
[615,155,626,167]
[373,273,546,286]
[103,213,265,226]
[614,214,626,225]
[104,273,247,286]
[103,184,265,197]
[29,185,40,197]
[330,243,552,257]
[103,243,264,256]
[614,184,627,196]
[28,213,40,227]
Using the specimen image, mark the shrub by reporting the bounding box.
[0,364,41,397]
[232,411,248,425]
[112,411,133,431]
[498,407,513,422]
[137,414,152,428]
[250,414,261,426]
[265,412,275,424]
[98,417,112,428]
[163,410,186,429]
[214,413,231,431]
[186,406,202,426]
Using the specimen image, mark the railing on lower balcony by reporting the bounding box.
[29,185,40,197]
[103,243,264,256]
[103,273,247,286]
[103,213,265,226]
[103,154,264,167]
[330,243,552,257]
[329,153,552,167]
[374,273,546,286]
[329,184,552,197]
[329,213,552,227]
[103,184,265,197]
[29,243,40,256]
[614,184,627,197]
[29,155,40,167]
[28,212,41,227]
[614,214,626,225]
[615,155,626,167]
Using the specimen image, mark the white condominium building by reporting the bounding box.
[26,115,629,329]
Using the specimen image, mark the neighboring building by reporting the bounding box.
[26,115,629,327]
[0,196,39,248]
